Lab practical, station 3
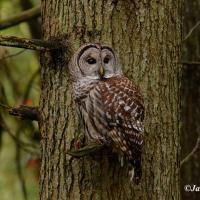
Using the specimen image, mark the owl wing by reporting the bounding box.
[98,76,144,184]
[98,76,144,150]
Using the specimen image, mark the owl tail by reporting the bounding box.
[128,156,142,185]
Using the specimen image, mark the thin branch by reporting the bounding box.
[0,120,39,155]
[9,105,40,121]
[0,102,11,109]
[181,137,200,167]
[0,50,26,61]
[0,36,64,50]
[182,61,200,65]
[0,103,39,121]
[19,0,41,38]
[15,139,28,200]
[0,6,40,30]
[183,20,200,41]
[23,69,40,101]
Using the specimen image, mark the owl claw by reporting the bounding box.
[129,168,135,182]
[73,134,85,150]
[74,140,82,150]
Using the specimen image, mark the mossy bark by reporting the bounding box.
[39,1,182,199]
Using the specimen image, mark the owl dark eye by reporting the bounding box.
[86,58,96,64]
[103,57,110,64]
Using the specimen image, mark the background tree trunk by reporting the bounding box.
[39,1,182,199]
[181,1,200,199]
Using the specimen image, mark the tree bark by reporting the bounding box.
[39,1,182,199]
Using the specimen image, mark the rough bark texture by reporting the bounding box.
[181,1,200,199]
[39,1,182,199]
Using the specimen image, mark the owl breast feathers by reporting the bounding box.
[69,43,145,184]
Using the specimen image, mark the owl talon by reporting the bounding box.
[74,139,83,150]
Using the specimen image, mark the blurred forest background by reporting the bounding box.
[0,0,199,200]
[0,0,40,200]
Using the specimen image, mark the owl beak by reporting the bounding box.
[98,66,105,78]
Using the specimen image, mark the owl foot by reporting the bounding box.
[74,138,84,150]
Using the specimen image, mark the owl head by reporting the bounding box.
[68,43,123,82]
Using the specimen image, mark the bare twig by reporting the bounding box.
[0,36,63,50]
[0,103,39,121]
[183,20,200,41]
[181,137,200,167]
[15,139,28,200]
[0,6,40,30]
[182,61,200,65]
[0,50,26,61]
[0,102,11,109]
[0,120,39,155]
[23,69,40,101]
[9,105,40,121]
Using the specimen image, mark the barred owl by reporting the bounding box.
[69,43,144,184]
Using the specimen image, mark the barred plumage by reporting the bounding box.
[69,43,145,184]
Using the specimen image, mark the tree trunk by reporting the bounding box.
[39,1,182,199]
